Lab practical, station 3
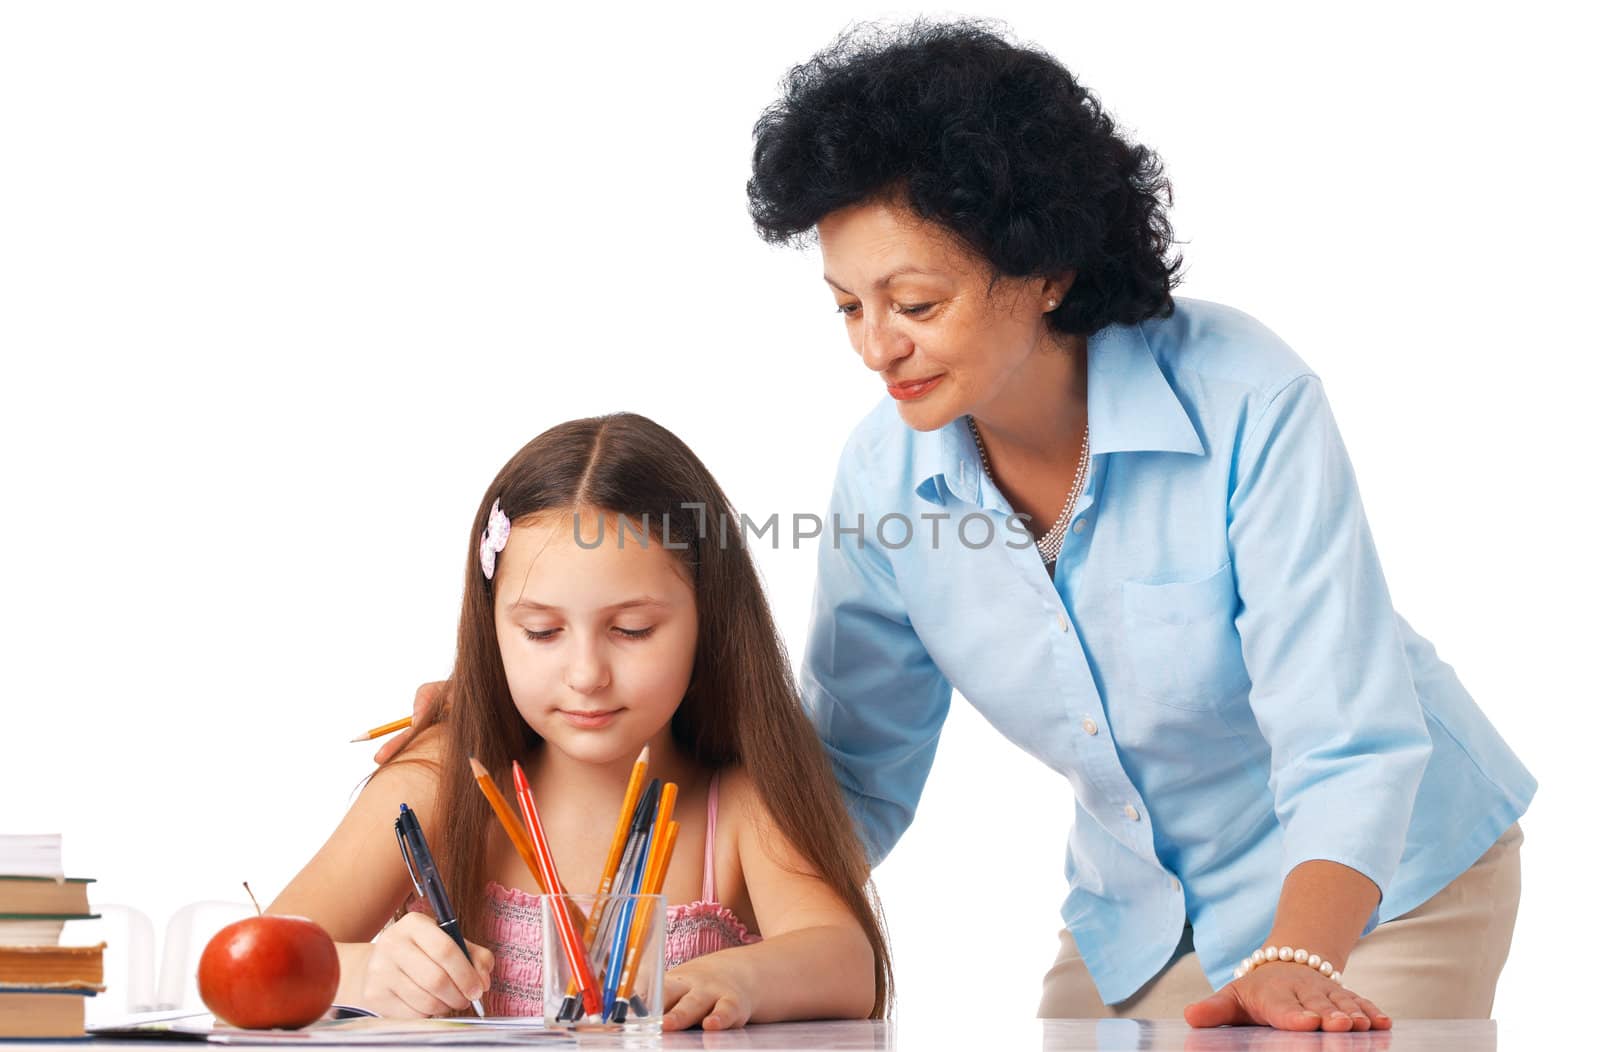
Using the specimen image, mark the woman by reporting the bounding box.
[390,19,1533,1031]
[743,20,1532,1031]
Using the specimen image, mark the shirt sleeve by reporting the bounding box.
[1227,374,1433,922]
[800,441,953,867]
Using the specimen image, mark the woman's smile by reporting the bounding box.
[885,374,944,401]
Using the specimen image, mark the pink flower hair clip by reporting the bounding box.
[480,499,512,581]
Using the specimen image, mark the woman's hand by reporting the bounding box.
[661,955,756,1031]
[356,912,493,1018]
[1184,961,1391,1031]
[373,681,448,765]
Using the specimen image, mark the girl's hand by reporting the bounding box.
[1184,961,1392,1031]
[374,681,448,765]
[359,912,493,1018]
[661,956,756,1031]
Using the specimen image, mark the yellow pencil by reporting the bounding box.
[586,746,651,919]
[349,715,413,742]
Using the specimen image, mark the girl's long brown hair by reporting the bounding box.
[388,413,892,1015]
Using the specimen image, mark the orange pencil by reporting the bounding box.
[468,757,547,894]
[349,715,412,742]
[610,819,680,1018]
[556,746,649,1019]
[646,782,677,867]
[512,760,602,1017]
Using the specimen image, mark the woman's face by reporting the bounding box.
[815,197,1069,432]
[491,506,698,767]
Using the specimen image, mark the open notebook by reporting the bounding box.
[90,1009,572,1045]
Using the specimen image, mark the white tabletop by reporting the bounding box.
[24,1018,1511,1050]
[659,1018,1501,1050]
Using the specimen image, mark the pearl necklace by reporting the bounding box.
[966,415,1091,568]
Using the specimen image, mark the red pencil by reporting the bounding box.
[511,760,602,1016]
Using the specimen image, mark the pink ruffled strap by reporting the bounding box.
[702,771,720,903]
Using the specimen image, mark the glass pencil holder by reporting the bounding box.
[541,892,665,1033]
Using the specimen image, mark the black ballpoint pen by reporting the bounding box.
[396,802,486,1017]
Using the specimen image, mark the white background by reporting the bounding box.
[2,0,1594,1039]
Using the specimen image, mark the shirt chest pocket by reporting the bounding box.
[1120,562,1251,710]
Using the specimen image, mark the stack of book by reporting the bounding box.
[0,834,105,1038]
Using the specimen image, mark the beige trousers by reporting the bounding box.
[1039,822,1524,1019]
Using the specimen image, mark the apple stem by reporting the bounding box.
[243,881,262,916]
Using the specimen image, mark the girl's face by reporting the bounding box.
[815,197,1070,432]
[491,506,698,766]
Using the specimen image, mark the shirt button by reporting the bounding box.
[1056,612,1069,632]
[1081,717,1098,736]
[1072,517,1088,534]
[1171,876,1181,891]
[1124,805,1141,822]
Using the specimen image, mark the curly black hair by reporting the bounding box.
[747,19,1182,335]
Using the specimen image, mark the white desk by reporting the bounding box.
[11,1018,1507,1050]
[660,1019,1499,1050]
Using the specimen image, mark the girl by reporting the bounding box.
[269,413,890,1030]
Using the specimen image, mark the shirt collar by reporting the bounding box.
[911,319,1204,507]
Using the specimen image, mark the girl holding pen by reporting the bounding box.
[270,413,889,1029]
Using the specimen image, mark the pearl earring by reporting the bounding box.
[1046,299,1058,310]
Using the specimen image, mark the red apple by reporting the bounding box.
[197,912,340,1029]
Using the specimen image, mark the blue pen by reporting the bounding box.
[601,818,656,1021]
[395,803,486,1018]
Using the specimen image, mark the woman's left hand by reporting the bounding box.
[1184,961,1393,1031]
[661,956,756,1031]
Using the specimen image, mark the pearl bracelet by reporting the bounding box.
[1232,944,1342,984]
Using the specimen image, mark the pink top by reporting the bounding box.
[407,772,759,1018]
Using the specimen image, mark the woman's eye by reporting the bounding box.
[614,626,655,640]
[836,302,933,317]
[523,628,560,642]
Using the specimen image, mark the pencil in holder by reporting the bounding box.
[541,892,664,1032]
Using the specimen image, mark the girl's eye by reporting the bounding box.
[835,303,860,317]
[524,627,654,641]
[896,302,933,316]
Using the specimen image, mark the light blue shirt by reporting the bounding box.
[800,297,1536,1004]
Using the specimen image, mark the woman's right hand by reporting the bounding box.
[357,912,493,1018]
[373,681,448,764]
